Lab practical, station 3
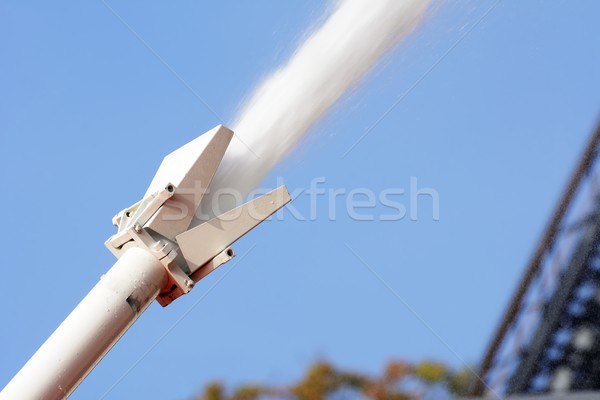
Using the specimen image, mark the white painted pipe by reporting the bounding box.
[0,247,167,400]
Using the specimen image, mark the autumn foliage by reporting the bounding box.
[194,360,473,400]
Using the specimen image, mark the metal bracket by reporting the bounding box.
[105,183,199,306]
[107,183,175,252]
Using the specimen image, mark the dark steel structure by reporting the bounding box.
[470,120,600,396]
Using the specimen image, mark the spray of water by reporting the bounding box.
[198,0,433,218]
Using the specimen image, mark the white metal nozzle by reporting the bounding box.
[105,125,291,306]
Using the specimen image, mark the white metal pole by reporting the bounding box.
[0,125,290,398]
[0,247,167,400]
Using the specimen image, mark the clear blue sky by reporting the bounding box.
[1,1,600,399]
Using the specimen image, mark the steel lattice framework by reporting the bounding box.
[470,120,600,396]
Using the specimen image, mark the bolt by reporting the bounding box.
[133,223,142,233]
[184,279,194,289]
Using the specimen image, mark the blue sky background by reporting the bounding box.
[2,1,600,399]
